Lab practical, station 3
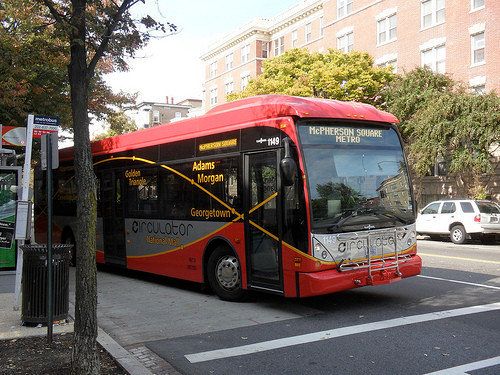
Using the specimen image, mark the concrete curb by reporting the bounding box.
[97,327,154,375]
[69,302,154,375]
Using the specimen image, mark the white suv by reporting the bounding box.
[416,199,500,244]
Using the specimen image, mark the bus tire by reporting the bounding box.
[207,246,245,301]
[450,225,466,244]
[62,231,76,266]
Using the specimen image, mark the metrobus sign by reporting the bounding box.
[32,115,60,138]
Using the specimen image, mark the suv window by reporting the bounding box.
[476,202,500,214]
[460,202,475,213]
[422,202,440,214]
[441,202,456,214]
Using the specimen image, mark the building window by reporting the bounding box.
[375,53,398,72]
[337,0,353,19]
[469,76,486,94]
[379,59,398,72]
[319,16,324,37]
[261,41,269,58]
[209,62,217,78]
[291,30,298,47]
[471,0,484,11]
[210,88,217,105]
[225,53,233,71]
[421,44,445,73]
[473,85,486,94]
[421,0,445,29]
[152,110,160,124]
[305,22,312,43]
[377,14,397,45]
[337,32,354,52]
[241,75,250,90]
[471,32,485,65]
[174,112,181,118]
[241,44,250,64]
[224,81,234,95]
[274,36,284,56]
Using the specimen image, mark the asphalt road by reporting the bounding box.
[141,239,500,375]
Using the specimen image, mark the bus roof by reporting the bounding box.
[61,95,398,159]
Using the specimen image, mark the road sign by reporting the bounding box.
[33,115,59,139]
[33,115,59,127]
[2,126,27,147]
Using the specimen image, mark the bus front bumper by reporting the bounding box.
[297,255,422,297]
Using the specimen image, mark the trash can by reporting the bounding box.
[21,244,72,325]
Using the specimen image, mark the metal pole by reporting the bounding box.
[14,114,35,310]
[46,135,53,343]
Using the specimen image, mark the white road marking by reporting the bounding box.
[418,252,500,265]
[423,355,500,374]
[185,302,500,363]
[418,275,500,290]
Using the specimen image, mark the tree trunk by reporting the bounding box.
[69,0,99,374]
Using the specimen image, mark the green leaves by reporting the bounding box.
[228,49,394,107]
[384,67,500,196]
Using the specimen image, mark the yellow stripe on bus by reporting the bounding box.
[249,220,279,242]
[249,192,278,214]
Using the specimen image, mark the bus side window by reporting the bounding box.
[163,166,192,219]
[126,169,159,218]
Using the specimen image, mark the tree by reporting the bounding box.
[228,48,394,107]
[382,67,454,141]
[93,110,137,140]
[0,0,138,130]
[406,91,500,196]
[0,0,71,126]
[384,67,500,198]
[38,1,176,373]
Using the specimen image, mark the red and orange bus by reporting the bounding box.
[36,95,421,300]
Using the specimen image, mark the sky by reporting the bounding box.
[104,1,299,104]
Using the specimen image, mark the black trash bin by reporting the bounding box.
[21,244,72,325]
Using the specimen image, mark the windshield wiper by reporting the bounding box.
[374,209,411,225]
[325,208,375,231]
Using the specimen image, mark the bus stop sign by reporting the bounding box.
[33,115,59,139]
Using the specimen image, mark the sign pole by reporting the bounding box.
[46,134,53,343]
[13,114,34,310]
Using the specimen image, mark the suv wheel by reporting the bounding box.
[450,225,466,244]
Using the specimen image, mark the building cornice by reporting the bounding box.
[200,0,323,61]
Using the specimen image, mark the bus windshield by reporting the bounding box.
[298,122,414,234]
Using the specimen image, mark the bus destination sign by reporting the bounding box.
[308,126,383,144]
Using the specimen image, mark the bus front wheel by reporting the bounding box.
[207,247,245,301]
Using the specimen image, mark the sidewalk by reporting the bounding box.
[0,273,73,340]
[0,271,163,375]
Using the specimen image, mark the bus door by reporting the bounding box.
[244,151,283,293]
[100,171,126,266]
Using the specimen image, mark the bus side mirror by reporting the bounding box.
[280,138,297,187]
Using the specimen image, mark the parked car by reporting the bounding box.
[416,199,500,244]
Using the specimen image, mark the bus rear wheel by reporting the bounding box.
[207,247,245,301]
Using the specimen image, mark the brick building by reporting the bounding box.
[200,0,499,110]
